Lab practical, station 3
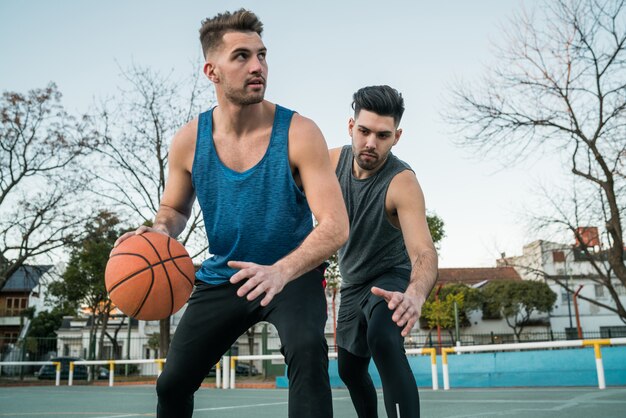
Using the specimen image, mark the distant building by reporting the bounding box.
[498,238,626,338]
[0,265,55,361]
[438,266,522,286]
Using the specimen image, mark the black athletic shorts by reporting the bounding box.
[336,268,410,357]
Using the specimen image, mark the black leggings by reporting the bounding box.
[337,301,420,418]
[156,269,332,418]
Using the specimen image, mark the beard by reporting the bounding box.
[353,147,389,171]
[352,147,387,171]
[224,81,266,106]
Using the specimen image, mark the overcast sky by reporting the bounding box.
[1,0,570,268]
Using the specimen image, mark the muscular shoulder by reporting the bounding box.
[387,170,425,210]
[289,113,323,143]
[172,118,198,148]
[288,113,328,165]
[170,118,199,172]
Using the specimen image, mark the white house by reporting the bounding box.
[498,237,626,338]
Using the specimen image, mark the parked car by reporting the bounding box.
[236,362,259,376]
[205,362,259,377]
[207,364,218,377]
[36,357,109,380]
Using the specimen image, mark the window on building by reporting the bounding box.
[594,284,605,298]
[615,284,626,296]
[5,297,28,316]
[552,251,566,262]
[1,332,18,347]
[561,290,570,302]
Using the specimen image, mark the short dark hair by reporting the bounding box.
[352,85,405,127]
[199,9,263,58]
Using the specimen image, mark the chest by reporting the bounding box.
[343,176,400,229]
[213,130,272,173]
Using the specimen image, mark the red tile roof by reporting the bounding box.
[437,267,521,285]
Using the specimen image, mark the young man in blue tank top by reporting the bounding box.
[114,9,348,418]
[329,86,438,418]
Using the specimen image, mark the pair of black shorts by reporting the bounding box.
[336,268,410,357]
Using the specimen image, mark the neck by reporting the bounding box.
[213,97,272,137]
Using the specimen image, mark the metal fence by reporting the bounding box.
[4,328,625,380]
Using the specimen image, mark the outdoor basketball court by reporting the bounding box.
[1,385,625,417]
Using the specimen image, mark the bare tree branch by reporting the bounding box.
[446,0,626,321]
[0,84,96,289]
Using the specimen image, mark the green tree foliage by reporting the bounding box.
[421,284,482,343]
[48,210,125,359]
[28,308,74,339]
[482,280,557,341]
[24,307,75,358]
[426,212,445,249]
[422,293,464,330]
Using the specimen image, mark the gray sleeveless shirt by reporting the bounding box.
[336,145,413,287]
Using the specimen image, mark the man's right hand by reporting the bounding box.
[112,225,169,249]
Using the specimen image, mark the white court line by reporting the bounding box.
[92,415,152,418]
[0,414,151,418]
[194,396,353,412]
[424,399,626,404]
[443,390,626,418]
[195,401,288,411]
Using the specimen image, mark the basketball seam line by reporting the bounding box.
[108,254,189,317]
[169,249,195,287]
[107,254,189,294]
[137,235,167,317]
[108,250,155,318]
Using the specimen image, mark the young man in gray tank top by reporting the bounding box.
[329,86,438,418]
[114,9,348,418]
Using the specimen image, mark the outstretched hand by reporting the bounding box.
[228,261,288,307]
[371,286,423,337]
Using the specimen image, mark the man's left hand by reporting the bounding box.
[371,286,423,337]
[228,261,288,306]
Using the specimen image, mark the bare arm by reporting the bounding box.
[328,146,343,170]
[278,117,348,279]
[371,171,438,336]
[229,115,349,305]
[114,120,197,246]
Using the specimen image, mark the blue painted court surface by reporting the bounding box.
[1,386,625,417]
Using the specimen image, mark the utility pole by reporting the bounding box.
[564,253,574,331]
[453,300,460,348]
[125,315,132,376]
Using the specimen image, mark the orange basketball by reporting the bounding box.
[105,232,195,320]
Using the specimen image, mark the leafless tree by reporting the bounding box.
[446,0,626,321]
[0,84,95,290]
[90,65,214,356]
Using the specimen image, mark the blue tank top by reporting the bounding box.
[191,104,313,284]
